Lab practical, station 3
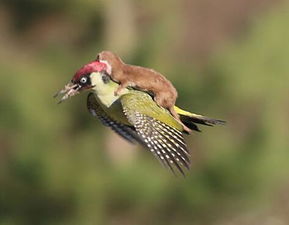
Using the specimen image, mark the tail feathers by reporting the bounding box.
[174,106,225,132]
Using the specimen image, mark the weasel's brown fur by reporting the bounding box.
[97,51,191,133]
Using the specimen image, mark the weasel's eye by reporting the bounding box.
[80,77,87,84]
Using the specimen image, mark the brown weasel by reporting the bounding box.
[97,50,191,133]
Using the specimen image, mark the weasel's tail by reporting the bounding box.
[174,106,226,132]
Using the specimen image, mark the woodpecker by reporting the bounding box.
[54,60,225,175]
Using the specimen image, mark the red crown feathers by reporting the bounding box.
[72,61,107,82]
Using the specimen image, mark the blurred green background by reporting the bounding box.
[1,0,289,224]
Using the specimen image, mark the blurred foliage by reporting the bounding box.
[1,0,289,225]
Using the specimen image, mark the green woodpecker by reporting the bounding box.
[54,60,224,175]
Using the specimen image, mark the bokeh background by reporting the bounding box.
[1,0,289,224]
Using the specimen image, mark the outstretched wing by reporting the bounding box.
[87,93,146,146]
[120,92,191,175]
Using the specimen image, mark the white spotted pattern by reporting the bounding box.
[123,109,191,175]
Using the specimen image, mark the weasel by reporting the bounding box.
[97,50,191,133]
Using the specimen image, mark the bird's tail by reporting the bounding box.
[174,106,226,132]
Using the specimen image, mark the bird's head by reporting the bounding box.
[54,60,111,103]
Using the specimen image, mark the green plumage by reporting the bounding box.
[86,72,225,175]
[87,91,190,175]
[121,92,183,130]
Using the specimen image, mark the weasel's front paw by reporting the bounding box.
[114,90,120,96]
[114,86,124,96]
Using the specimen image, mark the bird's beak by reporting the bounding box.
[54,82,81,104]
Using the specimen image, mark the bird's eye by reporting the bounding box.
[80,77,87,84]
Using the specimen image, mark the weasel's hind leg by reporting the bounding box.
[154,95,191,133]
[169,107,192,134]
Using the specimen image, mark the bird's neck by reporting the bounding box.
[90,72,129,107]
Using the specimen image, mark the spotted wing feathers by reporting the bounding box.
[123,109,191,175]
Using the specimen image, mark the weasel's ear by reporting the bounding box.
[96,54,100,61]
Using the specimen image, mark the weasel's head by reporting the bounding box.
[96,50,124,74]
